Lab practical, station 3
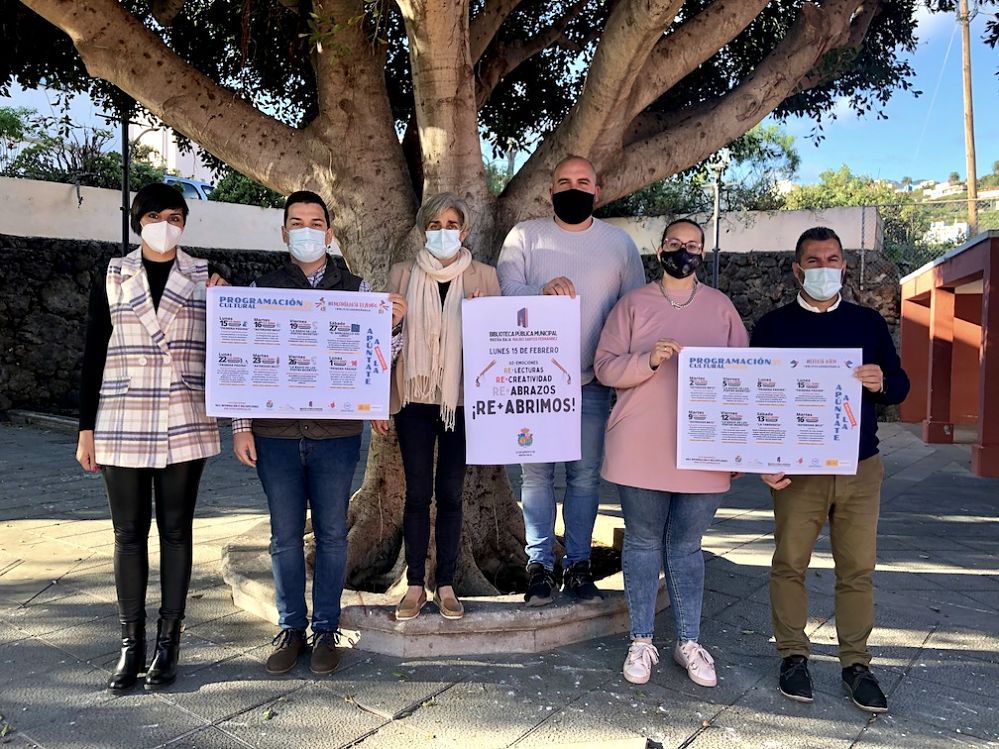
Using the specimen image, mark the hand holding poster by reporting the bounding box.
[462,296,582,465]
[676,347,863,475]
[205,286,392,419]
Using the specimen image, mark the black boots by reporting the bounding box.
[107,621,146,692]
[144,618,182,690]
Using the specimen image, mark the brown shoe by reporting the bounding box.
[309,630,342,676]
[265,628,307,674]
[395,588,427,621]
[434,588,465,620]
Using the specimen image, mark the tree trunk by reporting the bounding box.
[344,424,528,597]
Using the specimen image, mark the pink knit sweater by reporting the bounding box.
[595,281,749,493]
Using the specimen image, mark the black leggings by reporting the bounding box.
[102,459,206,624]
[395,403,467,587]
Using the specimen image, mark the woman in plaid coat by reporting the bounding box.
[76,184,225,692]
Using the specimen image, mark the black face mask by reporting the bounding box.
[552,189,595,225]
[659,249,702,279]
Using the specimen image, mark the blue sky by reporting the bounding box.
[775,6,998,184]
[2,6,996,187]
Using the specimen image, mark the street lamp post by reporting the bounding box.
[708,148,732,288]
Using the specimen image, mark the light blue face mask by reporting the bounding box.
[802,267,843,301]
[287,227,328,262]
[425,229,462,260]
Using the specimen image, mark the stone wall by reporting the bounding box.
[0,235,296,413]
[640,249,901,331]
[0,235,901,415]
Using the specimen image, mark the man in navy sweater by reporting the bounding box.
[751,227,910,714]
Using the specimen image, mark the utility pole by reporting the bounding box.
[959,0,978,236]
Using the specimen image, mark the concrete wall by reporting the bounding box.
[0,177,288,253]
[605,206,884,255]
[2,178,885,258]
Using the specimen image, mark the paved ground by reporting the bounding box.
[1,419,998,749]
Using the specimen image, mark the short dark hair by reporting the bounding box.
[795,227,842,261]
[284,190,330,226]
[661,218,705,246]
[130,183,189,235]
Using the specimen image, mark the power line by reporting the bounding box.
[910,22,958,171]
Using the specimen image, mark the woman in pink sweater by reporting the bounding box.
[595,218,748,688]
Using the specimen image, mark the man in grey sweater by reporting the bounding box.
[497,155,646,606]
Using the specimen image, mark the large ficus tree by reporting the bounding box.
[4,0,940,594]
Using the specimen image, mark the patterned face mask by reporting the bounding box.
[659,247,702,279]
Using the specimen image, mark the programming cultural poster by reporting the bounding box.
[205,286,392,419]
[676,347,864,475]
[462,296,582,465]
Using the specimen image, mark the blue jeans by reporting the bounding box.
[618,485,723,641]
[255,434,361,632]
[520,381,611,570]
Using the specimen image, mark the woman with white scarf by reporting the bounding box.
[387,192,501,621]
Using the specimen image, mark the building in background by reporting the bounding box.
[129,118,215,185]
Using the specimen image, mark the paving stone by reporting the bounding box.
[183,583,243,628]
[889,674,999,741]
[317,655,466,720]
[905,659,999,704]
[218,683,386,749]
[156,655,308,724]
[0,733,50,749]
[687,680,872,749]
[569,681,719,748]
[335,719,457,749]
[0,591,110,638]
[513,703,648,747]
[37,614,123,663]
[161,726,257,749]
[0,637,115,733]
[918,627,999,667]
[391,679,555,749]
[854,714,997,748]
[23,693,209,749]
[184,610,277,655]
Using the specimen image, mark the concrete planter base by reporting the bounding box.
[222,521,668,657]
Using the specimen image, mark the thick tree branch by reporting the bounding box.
[469,0,524,63]
[474,0,591,109]
[795,1,882,91]
[626,0,770,122]
[21,0,315,195]
[601,0,866,204]
[501,0,683,221]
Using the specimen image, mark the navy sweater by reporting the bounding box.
[750,300,910,461]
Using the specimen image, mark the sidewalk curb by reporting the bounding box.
[7,410,78,434]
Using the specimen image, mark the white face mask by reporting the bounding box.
[141,221,183,254]
[801,267,843,301]
[424,229,462,260]
[287,227,329,263]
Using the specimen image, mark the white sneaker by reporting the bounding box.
[673,640,717,687]
[622,641,660,684]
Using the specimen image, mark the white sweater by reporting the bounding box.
[496,217,646,384]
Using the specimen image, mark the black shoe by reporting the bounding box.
[778,655,814,703]
[144,618,181,690]
[524,562,555,607]
[842,664,888,713]
[265,628,308,674]
[309,630,342,676]
[107,621,145,692]
[562,560,603,603]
